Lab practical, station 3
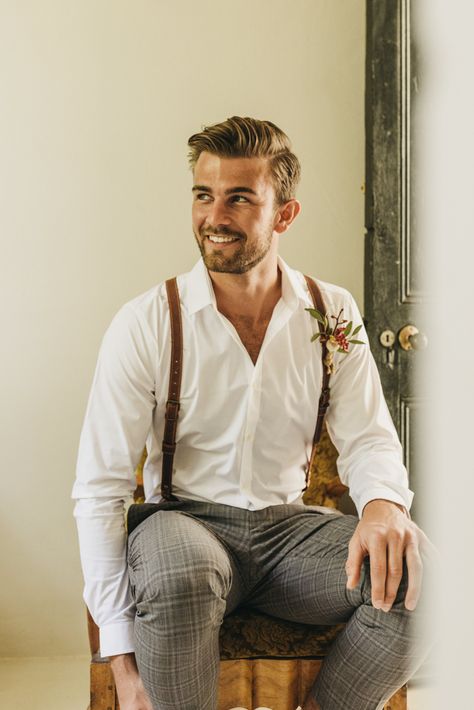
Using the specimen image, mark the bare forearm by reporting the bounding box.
[110,651,139,676]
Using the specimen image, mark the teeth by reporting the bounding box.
[208,235,237,243]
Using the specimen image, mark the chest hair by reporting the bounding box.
[227,314,270,365]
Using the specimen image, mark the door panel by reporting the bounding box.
[365,0,428,529]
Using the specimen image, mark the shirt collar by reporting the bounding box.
[277,255,314,311]
[180,258,217,315]
[180,256,314,316]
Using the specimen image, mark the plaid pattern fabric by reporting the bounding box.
[127,499,427,710]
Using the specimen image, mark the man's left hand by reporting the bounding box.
[345,499,433,612]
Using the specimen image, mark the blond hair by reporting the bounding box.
[187,116,301,204]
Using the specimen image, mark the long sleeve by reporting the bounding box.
[324,292,413,517]
[72,302,157,656]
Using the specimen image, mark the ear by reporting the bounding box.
[273,199,302,234]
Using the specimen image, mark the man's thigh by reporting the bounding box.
[247,511,363,625]
[127,509,245,618]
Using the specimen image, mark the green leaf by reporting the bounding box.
[337,348,348,354]
[343,320,353,336]
[305,307,326,325]
[352,324,363,336]
[349,339,365,345]
[311,332,321,342]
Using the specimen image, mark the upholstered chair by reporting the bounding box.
[86,427,407,710]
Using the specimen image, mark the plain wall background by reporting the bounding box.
[416,1,474,705]
[0,0,365,656]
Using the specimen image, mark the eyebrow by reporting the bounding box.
[192,185,258,196]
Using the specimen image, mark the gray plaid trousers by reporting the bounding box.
[127,499,429,710]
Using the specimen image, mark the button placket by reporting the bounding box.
[239,365,263,496]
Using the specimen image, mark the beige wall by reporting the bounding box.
[0,0,365,656]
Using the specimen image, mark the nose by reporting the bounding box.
[207,197,231,226]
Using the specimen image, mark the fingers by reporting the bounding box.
[368,535,387,609]
[345,534,365,589]
[378,529,424,612]
[381,532,404,611]
[404,539,423,610]
[347,517,430,613]
[353,527,406,612]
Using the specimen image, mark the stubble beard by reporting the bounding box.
[194,225,274,274]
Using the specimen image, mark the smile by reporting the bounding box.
[207,235,239,243]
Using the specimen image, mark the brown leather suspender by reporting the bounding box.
[303,275,332,487]
[160,279,183,501]
[160,275,331,500]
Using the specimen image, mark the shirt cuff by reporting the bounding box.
[99,621,135,658]
[356,487,414,519]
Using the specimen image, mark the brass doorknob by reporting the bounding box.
[398,325,428,351]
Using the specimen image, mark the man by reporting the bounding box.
[73,116,431,710]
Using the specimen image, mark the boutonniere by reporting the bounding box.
[305,307,365,374]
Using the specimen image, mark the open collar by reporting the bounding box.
[180,256,314,316]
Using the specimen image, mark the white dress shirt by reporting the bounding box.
[72,256,412,657]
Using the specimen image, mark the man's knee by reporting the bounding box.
[356,551,434,661]
[128,510,233,620]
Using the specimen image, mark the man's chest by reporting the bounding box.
[225,314,271,365]
[155,306,323,444]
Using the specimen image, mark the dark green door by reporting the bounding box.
[365,0,428,529]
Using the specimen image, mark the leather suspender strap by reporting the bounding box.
[161,278,183,501]
[304,275,332,484]
[160,274,331,500]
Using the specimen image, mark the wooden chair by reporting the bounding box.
[87,428,407,709]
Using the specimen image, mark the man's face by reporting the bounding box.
[192,152,280,274]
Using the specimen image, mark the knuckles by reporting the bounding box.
[387,565,404,577]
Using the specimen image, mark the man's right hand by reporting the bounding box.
[109,653,154,710]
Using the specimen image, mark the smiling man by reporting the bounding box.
[73,116,432,710]
[192,153,287,275]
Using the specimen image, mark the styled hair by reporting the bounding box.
[187,116,301,205]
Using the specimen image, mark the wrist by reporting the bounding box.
[362,498,410,518]
[110,652,139,676]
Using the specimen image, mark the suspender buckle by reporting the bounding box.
[165,399,181,421]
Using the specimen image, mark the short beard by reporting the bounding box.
[194,225,274,274]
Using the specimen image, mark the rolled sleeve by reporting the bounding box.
[324,293,413,517]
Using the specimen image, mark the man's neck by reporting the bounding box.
[208,258,282,325]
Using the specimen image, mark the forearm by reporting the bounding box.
[110,652,140,683]
[110,653,153,709]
